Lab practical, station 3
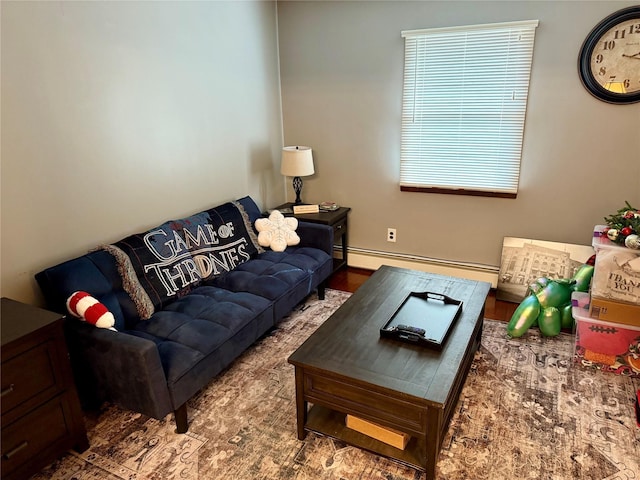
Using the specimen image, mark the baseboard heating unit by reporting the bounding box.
[343,247,499,288]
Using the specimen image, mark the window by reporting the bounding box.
[400,20,539,198]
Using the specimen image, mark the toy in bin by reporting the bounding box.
[572,292,640,377]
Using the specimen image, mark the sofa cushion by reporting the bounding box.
[128,286,272,384]
[258,247,332,272]
[205,245,332,320]
[209,260,308,300]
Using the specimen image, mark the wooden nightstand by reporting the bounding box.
[272,203,351,271]
[1,298,89,480]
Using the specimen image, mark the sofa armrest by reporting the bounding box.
[296,221,334,256]
[64,320,173,420]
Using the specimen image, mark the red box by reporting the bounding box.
[572,292,640,377]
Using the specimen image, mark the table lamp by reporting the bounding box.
[281,146,314,205]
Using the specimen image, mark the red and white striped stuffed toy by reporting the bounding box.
[66,291,116,331]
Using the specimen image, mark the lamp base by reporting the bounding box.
[292,176,304,205]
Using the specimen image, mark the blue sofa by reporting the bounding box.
[35,196,333,433]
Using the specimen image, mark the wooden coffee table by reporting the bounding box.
[288,265,491,478]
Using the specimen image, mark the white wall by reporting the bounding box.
[1,1,284,304]
[278,1,640,270]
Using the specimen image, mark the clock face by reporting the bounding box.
[590,17,640,94]
[579,6,640,104]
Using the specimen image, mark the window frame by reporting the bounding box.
[399,20,540,199]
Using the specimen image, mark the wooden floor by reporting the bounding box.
[327,267,518,322]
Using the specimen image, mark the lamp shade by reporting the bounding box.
[281,146,314,177]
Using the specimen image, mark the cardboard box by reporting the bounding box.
[589,297,640,327]
[591,226,640,305]
[345,415,410,450]
[572,292,640,378]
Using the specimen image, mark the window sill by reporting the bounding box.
[400,186,517,199]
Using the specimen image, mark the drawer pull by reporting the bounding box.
[1,384,15,397]
[3,441,28,460]
[336,225,342,230]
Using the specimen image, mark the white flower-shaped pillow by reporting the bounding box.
[255,210,300,252]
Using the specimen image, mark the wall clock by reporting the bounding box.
[578,5,640,104]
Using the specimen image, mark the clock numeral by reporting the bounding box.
[594,54,604,64]
[605,75,630,89]
[602,40,616,50]
[614,24,640,38]
[598,66,607,76]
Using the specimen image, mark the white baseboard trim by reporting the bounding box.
[343,247,499,288]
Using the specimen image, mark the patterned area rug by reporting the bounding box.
[35,289,640,480]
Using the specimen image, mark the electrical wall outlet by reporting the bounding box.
[387,228,397,242]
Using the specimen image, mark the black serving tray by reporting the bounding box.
[380,291,463,350]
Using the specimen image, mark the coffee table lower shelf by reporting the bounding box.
[304,405,426,471]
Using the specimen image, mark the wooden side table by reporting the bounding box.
[272,203,351,272]
[1,298,89,480]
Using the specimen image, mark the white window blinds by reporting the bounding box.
[400,20,539,197]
